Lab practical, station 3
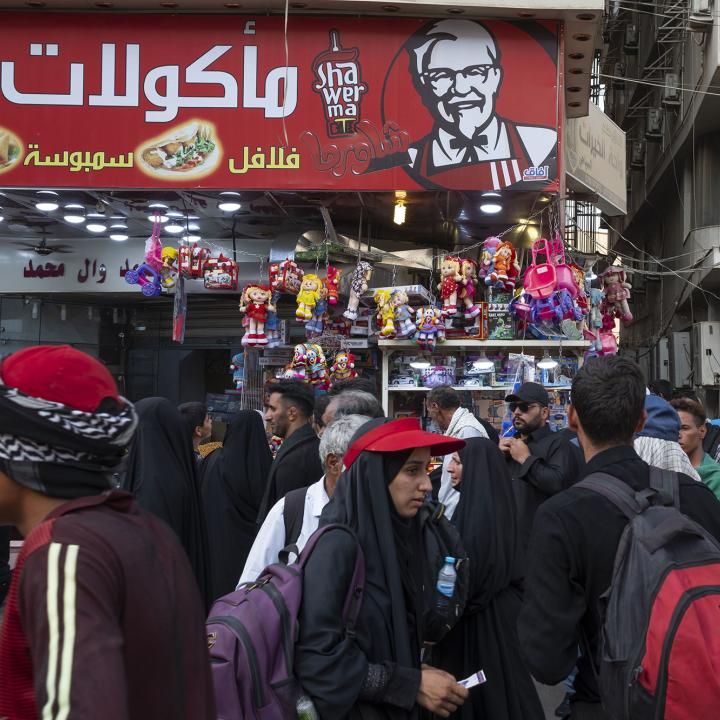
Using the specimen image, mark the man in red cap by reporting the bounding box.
[0,345,215,720]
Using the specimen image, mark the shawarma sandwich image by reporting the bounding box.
[137,120,221,179]
[0,128,22,173]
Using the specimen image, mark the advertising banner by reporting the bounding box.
[0,13,561,192]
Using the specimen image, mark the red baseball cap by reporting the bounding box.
[1,345,121,413]
[343,417,465,469]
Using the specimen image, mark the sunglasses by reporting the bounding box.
[509,401,542,413]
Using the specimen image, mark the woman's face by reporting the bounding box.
[447,452,463,487]
[388,447,433,519]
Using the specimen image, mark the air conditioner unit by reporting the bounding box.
[689,0,713,31]
[670,331,692,388]
[654,337,670,381]
[646,108,663,140]
[692,322,720,386]
[630,140,645,169]
[662,73,681,107]
[624,24,639,54]
[612,62,626,89]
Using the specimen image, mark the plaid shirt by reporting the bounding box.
[634,437,701,482]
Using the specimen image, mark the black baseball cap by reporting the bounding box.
[505,382,549,407]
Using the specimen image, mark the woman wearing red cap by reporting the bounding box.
[294,417,469,719]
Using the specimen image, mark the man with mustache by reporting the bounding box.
[406,19,557,188]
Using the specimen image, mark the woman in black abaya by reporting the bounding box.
[124,397,212,610]
[434,437,543,720]
[200,410,272,600]
[295,417,468,720]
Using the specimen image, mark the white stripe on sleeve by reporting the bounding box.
[56,544,79,720]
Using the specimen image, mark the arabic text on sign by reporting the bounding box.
[0,42,298,122]
[228,145,300,174]
[23,144,134,172]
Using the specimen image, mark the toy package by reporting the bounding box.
[203,255,238,290]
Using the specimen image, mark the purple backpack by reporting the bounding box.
[207,524,365,719]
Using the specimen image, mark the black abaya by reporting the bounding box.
[434,438,543,720]
[124,397,212,610]
[200,410,272,601]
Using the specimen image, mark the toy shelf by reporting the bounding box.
[387,385,573,393]
[378,339,590,349]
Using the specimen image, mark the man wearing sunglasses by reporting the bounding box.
[499,382,583,567]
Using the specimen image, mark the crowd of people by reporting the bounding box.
[0,344,719,720]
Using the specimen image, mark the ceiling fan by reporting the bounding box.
[13,238,74,256]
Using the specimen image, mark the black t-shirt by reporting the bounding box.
[518,445,720,703]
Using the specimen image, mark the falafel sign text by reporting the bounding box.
[0,13,561,191]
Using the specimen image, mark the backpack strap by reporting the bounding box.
[575,472,650,519]
[648,467,680,508]
[283,486,309,547]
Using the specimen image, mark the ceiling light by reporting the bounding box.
[148,202,168,209]
[188,222,200,231]
[472,354,494,371]
[64,214,85,224]
[86,223,106,233]
[86,212,105,218]
[166,210,184,217]
[110,233,128,241]
[480,203,502,214]
[35,201,59,212]
[0,215,4,223]
[182,234,201,243]
[64,203,84,210]
[481,191,501,198]
[220,191,241,197]
[526,226,540,241]
[393,203,406,225]
[110,223,128,230]
[218,201,242,212]
[409,360,431,370]
[537,352,558,370]
[165,223,184,234]
[148,214,168,223]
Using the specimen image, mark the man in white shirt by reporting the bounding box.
[426,385,488,519]
[238,413,370,585]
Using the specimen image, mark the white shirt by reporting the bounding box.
[438,408,488,519]
[634,437,702,482]
[238,477,330,587]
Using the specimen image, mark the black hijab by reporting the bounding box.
[320,418,425,669]
[124,397,212,610]
[200,410,272,600]
[452,437,522,611]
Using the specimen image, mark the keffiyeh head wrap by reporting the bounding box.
[0,376,137,499]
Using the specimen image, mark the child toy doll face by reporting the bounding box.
[249,287,268,303]
[462,261,476,279]
[303,276,320,293]
[441,259,458,277]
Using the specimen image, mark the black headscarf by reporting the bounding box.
[124,397,212,610]
[200,410,272,600]
[320,418,425,670]
[452,437,522,611]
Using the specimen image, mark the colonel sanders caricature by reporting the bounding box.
[406,20,557,189]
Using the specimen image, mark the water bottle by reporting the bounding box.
[296,695,320,720]
[436,555,457,619]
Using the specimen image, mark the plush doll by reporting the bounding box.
[391,289,417,338]
[306,283,328,338]
[265,290,282,348]
[159,247,179,290]
[284,343,310,382]
[305,343,329,394]
[479,236,500,281]
[459,258,481,320]
[344,261,373,320]
[296,273,322,321]
[437,255,462,316]
[374,289,396,337]
[488,241,515,289]
[325,265,341,305]
[269,258,303,295]
[229,352,244,389]
[239,283,275,347]
[330,351,358,383]
[415,305,445,351]
[600,267,633,324]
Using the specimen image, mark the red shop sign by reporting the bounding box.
[0,13,562,192]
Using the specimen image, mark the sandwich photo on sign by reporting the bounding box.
[136,120,221,180]
[0,127,22,173]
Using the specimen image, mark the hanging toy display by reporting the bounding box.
[238,283,275,347]
[305,343,329,394]
[330,351,358,383]
[600,266,633,324]
[178,244,208,279]
[264,290,282,348]
[344,261,374,320]
[325,265,341,305]
[296,273,323,322]
[283,343,311,382]
[459,258,481,320]
[415,305,445,350]
[437,255,462,316]
[203,254,239,290]
[305,282,329,338]
[487,241,517,290]
[374,289,396,338]
[269,258,304,295]
[479,236,500,282]
[229,352,244,390]
[391,289,417,339]
[159,247,179,290]
[125,222,177,296]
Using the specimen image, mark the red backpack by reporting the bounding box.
[578,468,720,720]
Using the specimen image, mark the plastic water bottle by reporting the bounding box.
[437,556,457,598]
[296,695,320,720]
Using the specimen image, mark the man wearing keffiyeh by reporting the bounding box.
[0,345,215,720]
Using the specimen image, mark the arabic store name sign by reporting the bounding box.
[0,13,561,192]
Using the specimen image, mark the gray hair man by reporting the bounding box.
[426,385,488,518]
[239,413,370,584]
[322,389,384,426]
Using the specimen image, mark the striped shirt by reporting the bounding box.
[0,492,215,720]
